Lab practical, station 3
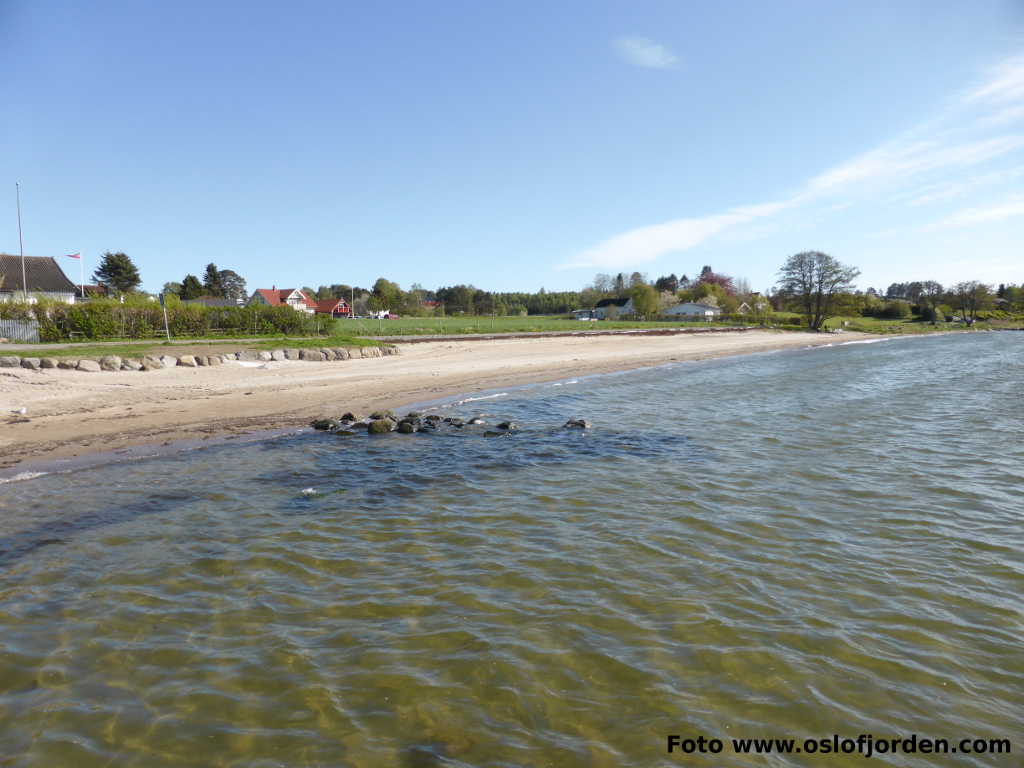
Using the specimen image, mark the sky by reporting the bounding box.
[2,0,1023,295]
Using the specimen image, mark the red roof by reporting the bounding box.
[254,288,315,308]
[315,298,350,314]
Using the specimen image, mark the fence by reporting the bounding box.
[0,318,40,343]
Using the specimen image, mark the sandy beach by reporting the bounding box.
[0,330,867,472]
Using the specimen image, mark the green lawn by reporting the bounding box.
[329,315,752,336]
[822,315,1024,333]
[9,335,381,360]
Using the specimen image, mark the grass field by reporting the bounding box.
[329,315,751,336]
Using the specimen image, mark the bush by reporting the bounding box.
[1,299,321,341]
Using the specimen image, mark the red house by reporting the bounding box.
[247,287,317,314]
[315,298,352,318]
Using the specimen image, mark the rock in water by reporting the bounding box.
[564,418,591,429]
[467,417,485,425]
[367,419,394,434]
[340,412,357,422]
[496,421,518,431]
[369,410,395,421]
[311,419,338,431]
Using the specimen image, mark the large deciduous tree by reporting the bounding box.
[92,251,141,294]
[776,251,860,330]
[218,269,247,302]
[629,283,660,319]
[950,281,992,324]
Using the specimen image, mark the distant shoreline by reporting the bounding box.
[1,329,879,475]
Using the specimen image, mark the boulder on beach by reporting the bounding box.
[340,412,358,422]
[99,355,122,371]
[40,358,58,369]
[271,349,287,362]
[207,355,223,366]
[367,419,394,434]
[237,349,261,362]
[320,348,336,361]
[57,359,77,370]
[0,356,21,368]
[177,355,197,367]
[299,348,323,362]
[332,347,350,360]
[257,351,273,362]
[159,355,177,368]
[284,348,301,360]
[564,418,591,429]
[20,357,41,370]
[121,358,142,371]
[77,359,101,372]
[141,355,163,371]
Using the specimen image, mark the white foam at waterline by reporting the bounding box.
[551,380,579,386]
[451,393,509,405]
[840,338,892,345]
[0,471,49,484]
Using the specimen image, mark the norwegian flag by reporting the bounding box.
[65,252,81,259]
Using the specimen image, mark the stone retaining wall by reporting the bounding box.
[0,346,398,373]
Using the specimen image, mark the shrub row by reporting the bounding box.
[0,299,320,341]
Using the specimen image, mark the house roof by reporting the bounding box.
[184,296,237,307]
[253,288,316,308]
[673,302,721,311]
[0,254,78,293]
[594,297,631,308]
[315,298,349,313]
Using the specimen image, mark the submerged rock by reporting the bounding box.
[397,421,416,434]
[333,429,358,436]
[467,417,485,425]
[496,421,518,431]
[311,419,339,431]
[367,419,394,434]
[564,418,591,429]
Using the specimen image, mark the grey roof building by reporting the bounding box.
[0,254,78,302]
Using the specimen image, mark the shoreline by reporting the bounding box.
[0,330,880,476]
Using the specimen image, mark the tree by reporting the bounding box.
[202,263,223,296]
[629,271,646,288]
[776,251,861,330]
[695,266,735,294]
[917,280,944,323]
[630,283,660,319]
[654,273,679,293]
[180,274,203,299]
[161,281,182,296]
[92,251,141,294]
[950,281,992,324]
[218,270,247,302]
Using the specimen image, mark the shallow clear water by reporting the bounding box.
[1,333,1022,767]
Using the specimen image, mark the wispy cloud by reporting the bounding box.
[613,37,679,70]
[563,201,791,269]
[566,51,1024,270]
[937,195,1024,228]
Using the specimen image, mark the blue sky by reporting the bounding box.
[2,0,1022,294]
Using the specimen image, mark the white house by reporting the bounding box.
[664,302,721,320]
[581,297,634,319]
[248,288,316,314]
[0,254,78,304]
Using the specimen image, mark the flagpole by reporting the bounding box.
[80,255,85,301]
[16,183,27,301]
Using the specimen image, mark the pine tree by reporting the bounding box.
[92,251,141,294]
[202,263,223,297]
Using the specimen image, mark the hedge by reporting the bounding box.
[0,299,320,341]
